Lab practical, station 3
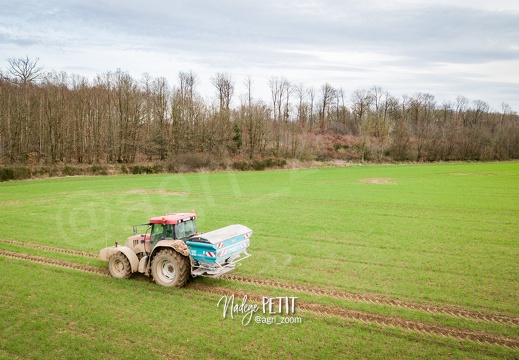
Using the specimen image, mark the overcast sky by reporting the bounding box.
[1,0,518,111]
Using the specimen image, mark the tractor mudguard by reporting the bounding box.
[138,256,149,273]
[153,239,190,257]
[99,245,139,273]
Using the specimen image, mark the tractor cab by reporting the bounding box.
[148,213,197,247]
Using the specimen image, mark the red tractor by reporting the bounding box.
[100,212,252,287]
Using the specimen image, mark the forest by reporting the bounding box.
[1,56,518,176]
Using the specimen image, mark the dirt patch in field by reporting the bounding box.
[361,178,396,185]
[119,190,189,196]
[451,173,496,177]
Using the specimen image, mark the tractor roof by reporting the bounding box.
[149,212,197,225]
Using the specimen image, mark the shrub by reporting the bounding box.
[62,166,83,176]
[0,167,32,182]
[90,165,108,175]
[251,160,266,171]
[232,161,250,171]
[166,164,176,173]
[169,153,213,173]
[232,158,286,171]
[0,168,14,181]
[271,158,287,167]
[152,164,163,173]
[129,165,157,174]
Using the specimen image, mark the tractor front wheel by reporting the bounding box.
[108,252,132,279]
[151,248,190,287]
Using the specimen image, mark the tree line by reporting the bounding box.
[1,56,518,168]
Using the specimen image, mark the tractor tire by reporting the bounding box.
[108,252,132,279]
[151,248,190,287]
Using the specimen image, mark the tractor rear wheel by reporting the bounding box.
[151,248,190,287]
[108,252,132,279]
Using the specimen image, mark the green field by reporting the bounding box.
[1,162,518,359]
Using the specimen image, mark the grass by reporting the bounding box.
[0,161,518,358]
[205,277,519,339]
[0,259,515,360]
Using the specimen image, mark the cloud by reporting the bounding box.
[1,0,518,110]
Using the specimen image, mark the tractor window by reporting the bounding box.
[164,225,174,239]
[184,220,196,236]
[175,220,196,239]
[151,224,164,243]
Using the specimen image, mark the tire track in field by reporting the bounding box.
[222,274,519,326]
[0,250,109,276]
[188,283,519,350]
[1,239,518,326]
[1,249,518,350]
[0,239,98,258]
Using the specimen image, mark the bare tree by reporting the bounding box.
[140,73,154,160]
[390,96,411,161]
[351,89,370,128]
[243,76,255,158]
[151,76,171,160]
[178,70,198,104]
[0,62,518,168]
[307,86,316,129]
[469,99,489,126]
[366,86,393,138]
[456,96,469,126]
[269,76,283,122]
[501,103,514,120]
[410,93,436,161]
[283,81,292,122]
[173,70,201,153]
[319,83,335,132]
[294,83,307,127]
[331,87,349,133]
[211,72,234,113]
[351,89,372,161]
[6,56,43,86]
[269,76,290,153]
